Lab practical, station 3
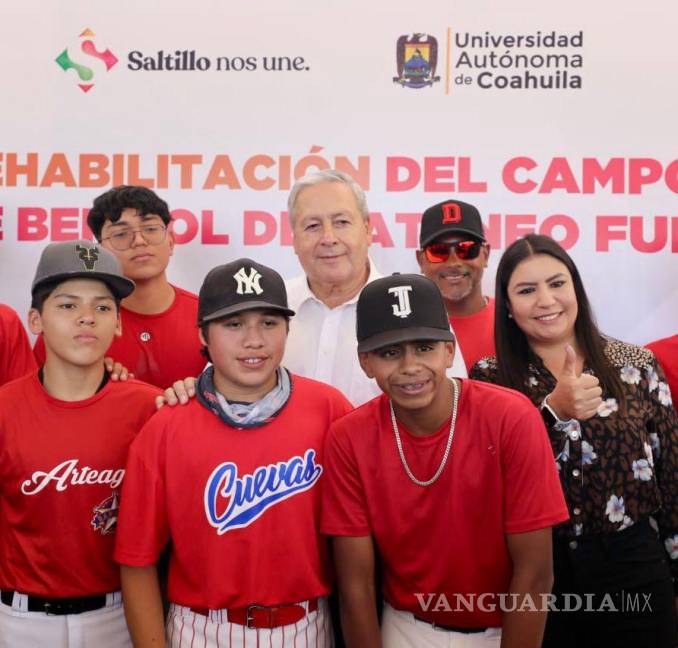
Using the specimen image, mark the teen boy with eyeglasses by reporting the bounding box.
[416,199,495,369]
[34,186,205,389]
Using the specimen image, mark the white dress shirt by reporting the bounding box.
[284,262,467,406]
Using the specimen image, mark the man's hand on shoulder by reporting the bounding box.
[155,377,197,410]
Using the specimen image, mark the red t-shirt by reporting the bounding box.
[449,298,496,371]
[321,379,569,629]
[114,375,353,609]
[34,285,204,389]
[0,373,159,597]
[0,305,37,387]
[647,335,678,406]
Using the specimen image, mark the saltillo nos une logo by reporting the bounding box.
[55,28,119,93]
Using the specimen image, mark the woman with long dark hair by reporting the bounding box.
[470,234,677,647]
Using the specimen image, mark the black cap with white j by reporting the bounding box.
[198,258,295,325]
[356,274,455,353]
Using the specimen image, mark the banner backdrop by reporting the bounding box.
[1,0,676,345]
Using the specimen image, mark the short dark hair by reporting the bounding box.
[87,186,172,240]
[30,280,121,313]
[494,234,624,408]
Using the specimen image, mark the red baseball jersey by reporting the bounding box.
[449,297,496,371]
[115,375,353,610]
[647,335,678,406]
[321,379,569,628]
[0,373,159,597]
[34,285,204,389]
[0,304,37,387]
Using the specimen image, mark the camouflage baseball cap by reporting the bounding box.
[31,240,135,299]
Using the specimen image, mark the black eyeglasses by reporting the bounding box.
[424,240,485,263]
[102,224,168,251]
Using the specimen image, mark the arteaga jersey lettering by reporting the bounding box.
[20,458,125,495]
[33,285,204,389]
[0,373,160,597]
[115,375,353,610]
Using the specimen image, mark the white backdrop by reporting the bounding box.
[1,0,676,344]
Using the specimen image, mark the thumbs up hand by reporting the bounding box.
[547,345,603,421]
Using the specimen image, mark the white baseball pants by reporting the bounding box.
[167,597,332,648]
[381,604,501,648]
[0,591,131,648]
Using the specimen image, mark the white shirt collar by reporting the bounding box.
[287,257,382,310]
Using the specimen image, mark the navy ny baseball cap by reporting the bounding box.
[419,199,485,248]
[31,240,135,299]
[356,273,454,353]
[198,258,295,325]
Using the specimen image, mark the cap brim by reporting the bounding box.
[358,326,455,353]
[420,227,486,248]
[199,300,295,324]
[32,272,135,300]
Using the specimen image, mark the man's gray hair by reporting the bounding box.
[287,169,370,225]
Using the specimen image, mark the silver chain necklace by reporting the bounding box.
[389,379,460,487]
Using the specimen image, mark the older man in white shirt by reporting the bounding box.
[284,170,466,406]
[158,171,466,409]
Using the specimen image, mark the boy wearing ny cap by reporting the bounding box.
[416,199,495,369]
[33,186,205,389]
[0,240,160,646]
[115,258,352,647]
[321,273,569,647]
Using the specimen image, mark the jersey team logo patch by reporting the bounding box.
[91,491,119,535]
[204,449,322,534]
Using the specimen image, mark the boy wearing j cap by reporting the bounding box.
[322,273,569,648]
